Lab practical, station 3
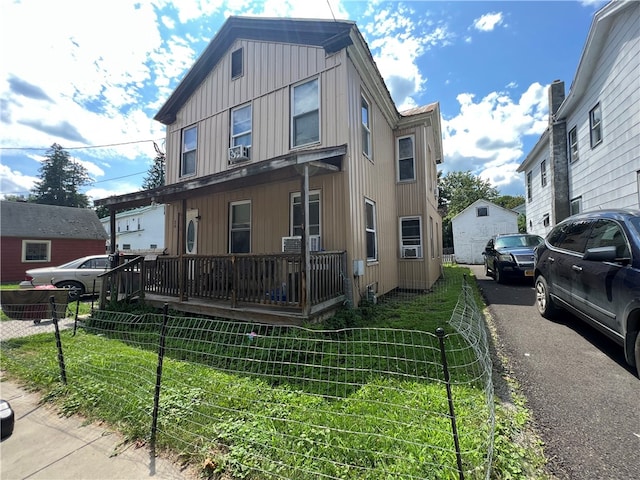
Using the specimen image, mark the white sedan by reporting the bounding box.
[19,255,110,299]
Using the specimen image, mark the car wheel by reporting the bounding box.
[55,281,84,301]
[484,261,492,277]
[535,275,557,319]
[495,264,504,284]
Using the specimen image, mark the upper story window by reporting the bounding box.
[231,104,252,148]
[397,135,415,182]
[231,48,243,79]
[229,201,251,253]
[476,206,488,217]
[541,159,547,187]
[570,196,582,216]
[291,78,319,148]
[181,126,197,177]
[568,126,579,163]
[361,95,371,158]
[291,191,321,237]
[526,171,532,201]
[589,103,602,148]
[365,198,377,261]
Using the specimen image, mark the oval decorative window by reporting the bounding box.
[186,219,196,253]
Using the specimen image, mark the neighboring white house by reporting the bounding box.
[517,0,640,237]
[100,204,165,253]
[451,199,518,264]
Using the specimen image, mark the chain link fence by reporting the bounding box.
[1,275,493,479]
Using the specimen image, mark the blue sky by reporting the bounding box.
[0,0,608,203]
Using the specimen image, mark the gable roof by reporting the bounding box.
[556,0,636,118]
[0,201,108,240]
[154,16,357,125]
[451,199,518,222]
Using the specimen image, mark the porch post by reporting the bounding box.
[301,165,311,316]
[179,199,187,301]
[109,209,116,254]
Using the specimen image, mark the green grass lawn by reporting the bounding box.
[0,265,548,479]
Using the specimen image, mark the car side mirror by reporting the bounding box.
[583,246,616,262]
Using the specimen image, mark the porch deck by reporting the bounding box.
[100,251,348,325]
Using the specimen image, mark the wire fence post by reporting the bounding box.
[150,303,169,451]
[50,295,67,385]
[436,327,464,480]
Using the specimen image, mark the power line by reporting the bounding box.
[0,139,163,151]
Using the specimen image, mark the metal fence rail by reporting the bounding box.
[1,276,493,479]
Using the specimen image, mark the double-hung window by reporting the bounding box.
[400,216,422,258]
[541,159,547,187]
[589,103,602,148]
[526,172,532,200]
[361,95,371,158]
[568,126,579,162]
[292,78,319,147]
[291,191,321,237]
[181,126,197,176]
[231,104,252,148]
[397,135,415,181]
[229,201,251,253]
[365,199,377,261]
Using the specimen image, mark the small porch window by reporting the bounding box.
[290,191,321,237]
[230,201,251,253]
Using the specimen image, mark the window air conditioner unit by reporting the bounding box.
[228,145,249,163]
[401,246,422,258]
[310,235,321,252]
[282,236,302,253]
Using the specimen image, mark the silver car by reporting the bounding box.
[19,255,110,299]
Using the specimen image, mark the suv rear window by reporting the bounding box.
[548,219,592,253]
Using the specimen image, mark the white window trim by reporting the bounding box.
[181,125,197,177]
[21,239,51,262]
[541,159,547,187]
[568,126,579,163]
[589,103,602,148]
[290,190,321,237]
[361,94,372,159]
[231,103,252,148]
[291,77,320,149]
[397,135,416,182]
[365,198,378,262]
[476,206,489,217]
[399,216,423,259]
[229,200,251,254]
[231,47,243,79]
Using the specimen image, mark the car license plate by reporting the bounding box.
[525,270,534,277]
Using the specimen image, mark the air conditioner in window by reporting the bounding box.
[309,235,321,252]
[228,145,249,163]
[401,246,422,258]
[282,236,302,253]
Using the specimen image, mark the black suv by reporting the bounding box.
[482,233,544,283]
[534,209,640,375]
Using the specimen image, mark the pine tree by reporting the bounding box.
[142,143,165,190]
[31,143,91,207]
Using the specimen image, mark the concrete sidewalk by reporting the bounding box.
[0,378,197,480]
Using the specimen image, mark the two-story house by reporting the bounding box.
[96,17,443,323]
[99,204,165,253]
[517,0,639,237]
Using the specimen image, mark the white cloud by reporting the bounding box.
[0,162,38,197]
[442,82,549,189]
[473,12,504,32]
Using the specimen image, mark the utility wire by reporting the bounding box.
[0,139,163,151]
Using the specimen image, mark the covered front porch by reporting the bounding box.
[100,251,348,324]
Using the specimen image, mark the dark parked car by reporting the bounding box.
[482,233,544,283]
[534,209,640,375]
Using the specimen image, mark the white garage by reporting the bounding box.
[451,200,519,264]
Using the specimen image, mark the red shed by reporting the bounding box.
[0,201,108,283]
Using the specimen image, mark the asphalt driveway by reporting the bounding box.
[468,264,640,480]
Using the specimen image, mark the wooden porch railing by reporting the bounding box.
[98,256,145,309]
[143,251,346,310]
